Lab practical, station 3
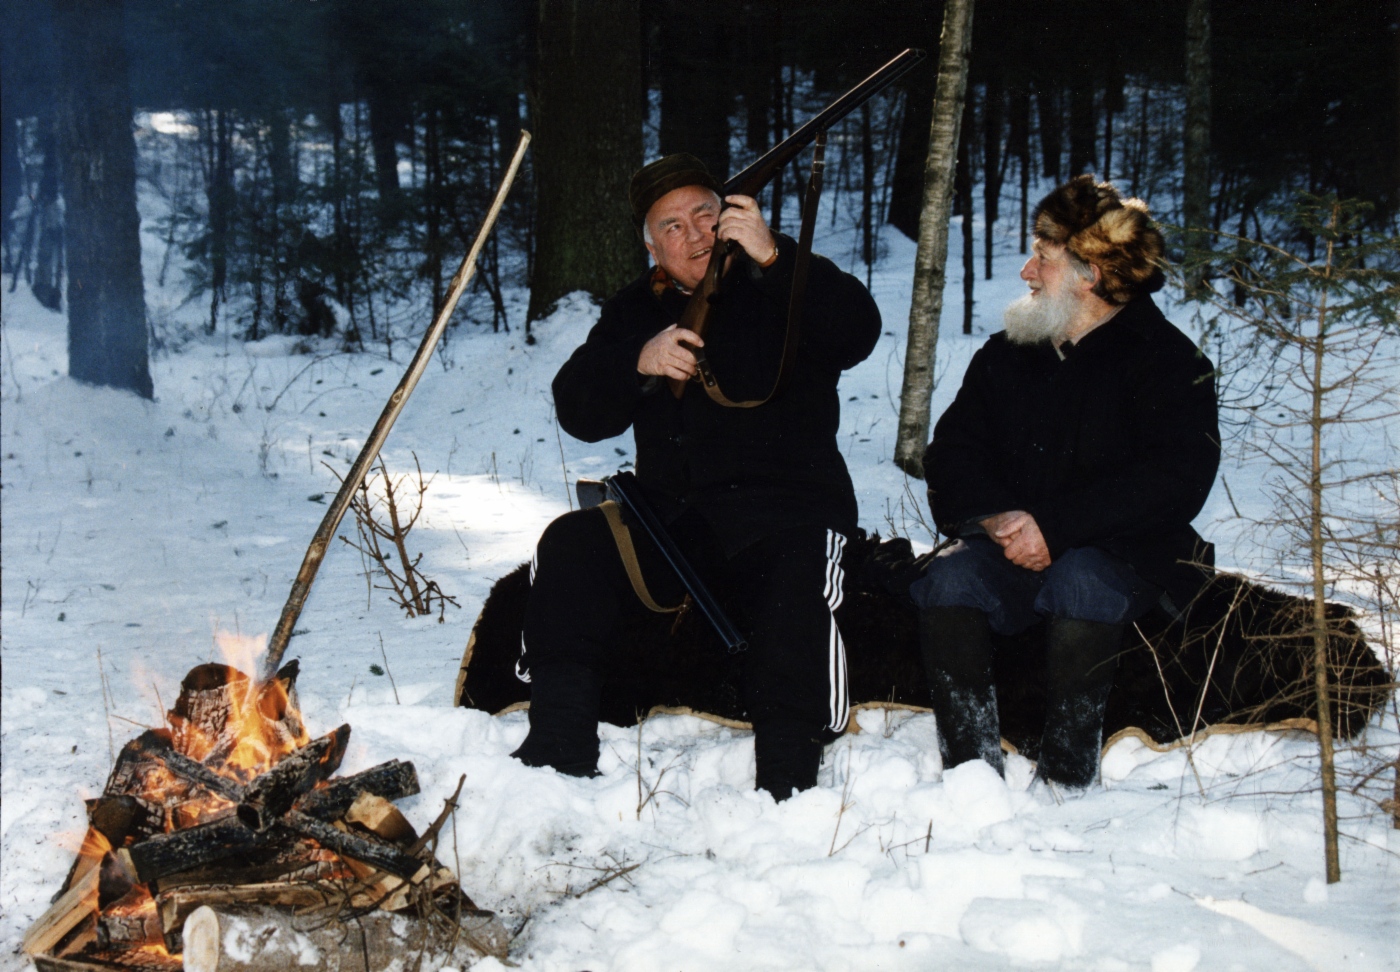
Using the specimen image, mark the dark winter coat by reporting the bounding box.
[553,234,882,554]
[923,295,1220,611]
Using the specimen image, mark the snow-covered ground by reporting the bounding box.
[3,188,1398,971]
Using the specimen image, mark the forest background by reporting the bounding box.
[3,0,1396,371]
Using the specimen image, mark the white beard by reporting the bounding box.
[1003,286,1078,346]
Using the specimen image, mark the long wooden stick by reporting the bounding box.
[261,131,531,681]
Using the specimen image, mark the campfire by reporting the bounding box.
[23,137,532,972]
[23,660,507,972]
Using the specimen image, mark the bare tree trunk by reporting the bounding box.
[1034,83,1061,180]
[1007,84,1030,255]
[861,101,874,287]
[982,74,1003,279]
[893,0,975,478]
[658,0,730,178]
[1310,210,1340,883]
[957,92,975,334]
[887,66,934,240]
[31,113,64,311]
[527,0,645,323]
[53,0,152,398]
[1183,0,1212,297]
[1068,77,1096,175]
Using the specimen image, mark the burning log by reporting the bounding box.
[236,725,350,831]
[293,759,420,819]
[119,815,273,885]
[151,841,344,895]
[95,888,163,950]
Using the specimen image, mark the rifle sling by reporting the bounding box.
[598,500,685,614]
[691,130,828,409]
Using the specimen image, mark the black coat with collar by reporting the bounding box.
[923,294,1220,610]
[553,234,882,555]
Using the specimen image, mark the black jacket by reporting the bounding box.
[553,235,881,554]
[923,295,1220,609]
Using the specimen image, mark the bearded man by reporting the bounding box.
[510,154,881,799]
[912,176,1220,790]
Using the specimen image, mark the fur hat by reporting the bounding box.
[1032,175,1165,305]
[629,154,721,236]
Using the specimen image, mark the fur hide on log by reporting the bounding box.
[455,534,1391,758]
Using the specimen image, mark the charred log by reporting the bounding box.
[283,813,426,882]
[293,759,420,820]
[120,816,276,885]
[236,725,350,831]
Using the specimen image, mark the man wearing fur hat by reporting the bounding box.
[912,175,1219,790]
[510,154,881,799]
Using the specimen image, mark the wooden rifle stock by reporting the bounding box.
[667,47,926,399]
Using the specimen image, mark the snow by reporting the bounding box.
[3,184,1399,972]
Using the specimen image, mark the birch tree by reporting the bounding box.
[893,0,974,477]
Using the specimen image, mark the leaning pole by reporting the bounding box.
[259,131,532,682]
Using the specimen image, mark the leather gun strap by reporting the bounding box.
[598,501,684,613]
[696,130,828,409]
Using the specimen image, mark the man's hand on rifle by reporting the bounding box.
[639,324,705,381]
[718,195,779,268]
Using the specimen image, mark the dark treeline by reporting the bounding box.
[1,0,1394,353]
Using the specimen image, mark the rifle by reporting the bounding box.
[668,47,926,401]
[577,473,748,653]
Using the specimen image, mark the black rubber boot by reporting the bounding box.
[510,662,602,777]
[919,606,1004,776]
[754,723,823,801]
[1036,618,1124,790]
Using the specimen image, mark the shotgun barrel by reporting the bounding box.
[605,472,748,654]
[667,48,926,399]
[723,48,926,198]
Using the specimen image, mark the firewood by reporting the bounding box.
[150,841,342,894]
[179,903,507,972]
[22,861,100,957]
[120,815,274,884]
[283,812,427,882]
[95,888,163,949]
[85,796,150,850]
[169,665,247,758]
[156,883,339,953]
[293,759,419,820]
[236,725,350,831]
[156,749,243,802]
[344,793,416,845]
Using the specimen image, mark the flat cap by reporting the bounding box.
[629,153,721,233]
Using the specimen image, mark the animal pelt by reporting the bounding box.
[455,533,1391,758]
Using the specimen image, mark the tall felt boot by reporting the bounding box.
[754,722,823,801]
[510,662,602,777]
[1037,618,1123,789]
[919,606,1004,776]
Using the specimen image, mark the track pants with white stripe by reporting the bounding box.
[513,505,849,797]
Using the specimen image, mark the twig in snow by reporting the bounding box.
[378,632,401,704]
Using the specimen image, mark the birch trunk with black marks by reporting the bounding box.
[893,0,974,477]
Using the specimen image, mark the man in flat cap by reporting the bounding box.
[510,154,881,799]
[913,175,1219,790]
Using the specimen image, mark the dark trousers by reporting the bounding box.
[518,506,850,753]
[908,536,1161,634]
